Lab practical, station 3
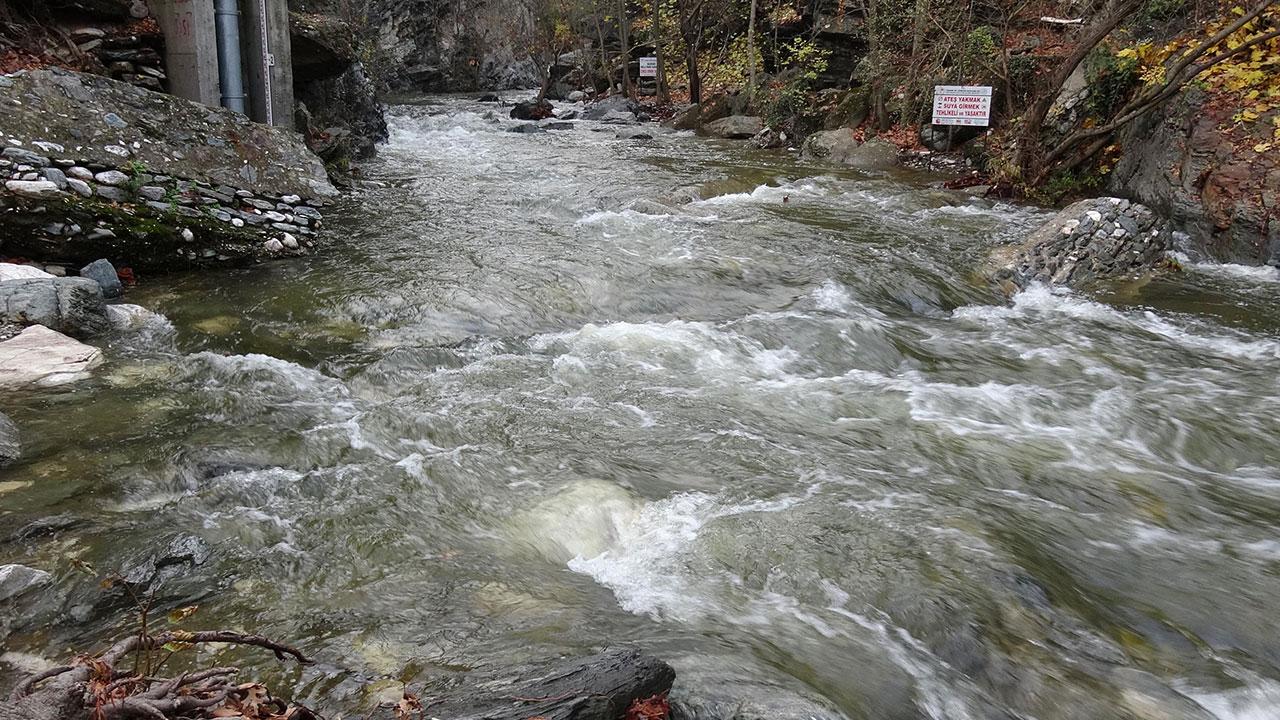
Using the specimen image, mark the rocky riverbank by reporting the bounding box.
[0,69,335,272]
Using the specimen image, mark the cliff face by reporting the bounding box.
[289,0,539,94]
[1108,89,1280,266]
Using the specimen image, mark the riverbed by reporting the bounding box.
[2,96,1279,719]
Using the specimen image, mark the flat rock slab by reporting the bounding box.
[0,68,334,200]
[0,324,104,388]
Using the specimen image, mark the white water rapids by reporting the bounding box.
[2,96,1278,720]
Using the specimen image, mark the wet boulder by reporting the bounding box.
[0,324,104,388]
[509,123,544,134]
[582,95,639,121]
[510,99,554,121]
[79,258,123,298]
[0,564,50,603]
[703,115,763,139]
[0,277,109,338]
[986,197,1174,292]
[843,138,899,170]
[0,412,18,466]
[366,649,674,720]
[799,129,861,163]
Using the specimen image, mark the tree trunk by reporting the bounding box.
[746,0,759,97]
[619,0,633,97]
[1016,0,1142,179]
[652,0,668,102]
[593,5,610,91]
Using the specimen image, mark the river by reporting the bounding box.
[2,96,1279,720]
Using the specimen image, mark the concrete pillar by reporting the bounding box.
[241,0,295,128]
[152,0,220,108]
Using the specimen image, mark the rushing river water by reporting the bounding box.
[3,96,1280,720]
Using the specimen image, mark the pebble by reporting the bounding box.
[181,228,194,242]
[281,233,299,249]
[264,210,287,222]
[68,166,94,181]
[281,194,301,204]
[263,238,284,252]
[231,218,244,227]
[104,145,131,157]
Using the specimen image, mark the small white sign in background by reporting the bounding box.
[639,56,658,78]
[932,85,992,127]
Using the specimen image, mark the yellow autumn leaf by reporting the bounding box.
[1240,110,1259,121]
[1254,142,1273,153]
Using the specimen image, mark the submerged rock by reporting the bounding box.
[0,564,50,603]
[0,277,109,338]
[986,197,1174,292]
[510,99,553,120]
[582,95,639,121]
[0,324,104,388]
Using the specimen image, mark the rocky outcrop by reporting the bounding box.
[291,12,389,162]
[1108,88,1280,266]
[0,324,104,388]
[986,197,1174,292]
[0,69,332,270]
[290,0,539,93]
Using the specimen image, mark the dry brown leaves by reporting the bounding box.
[624,693,670,720]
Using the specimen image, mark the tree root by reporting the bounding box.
[3,630,317,720]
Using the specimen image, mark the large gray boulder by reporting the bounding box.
[0,324,104,388]
[582,96,639,121]
[703,115,763,139]
[0,412,17,467]
[800,129,861,163]
[0,277,109,338]
[986,197,1174,292]
[842,138,899,170]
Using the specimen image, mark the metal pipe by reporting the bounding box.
[213,0,246,114]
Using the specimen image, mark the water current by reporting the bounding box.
[2,95,1279,720]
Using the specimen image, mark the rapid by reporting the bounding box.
[2,96,1279,720]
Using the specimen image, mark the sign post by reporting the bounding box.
[639,57,658,78]
[931,85,992,151]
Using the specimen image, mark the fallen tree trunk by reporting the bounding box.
[371,648,676,720]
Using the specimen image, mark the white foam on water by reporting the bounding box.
[566,487,816,621]
[1184,674,1280,720]
[693,177,831,207]
[1172,252,1280,284]
[953,285,1280,361]
[532,319,801,386]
